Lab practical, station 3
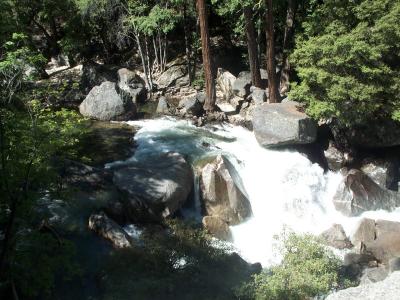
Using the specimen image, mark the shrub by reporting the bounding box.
[237,232,350,300]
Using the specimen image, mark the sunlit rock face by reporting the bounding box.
[252,101,317,148]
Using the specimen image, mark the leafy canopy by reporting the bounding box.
[290,0,400,126]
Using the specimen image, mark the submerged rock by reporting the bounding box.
[200,155,252,225]
[79,81,136,121]
[113,152,193,221]
[252,101,317,148]
[332,169,400,216]
[88,212,133,248]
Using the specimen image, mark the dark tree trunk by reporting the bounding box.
[243,6,262,88]
[280,0,296,96]
[265,0,280,103]
[196,0,216,111]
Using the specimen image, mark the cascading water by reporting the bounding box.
[114,117,400,267]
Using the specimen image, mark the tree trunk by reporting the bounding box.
[265,0,280,103]
[196,0,216,111]
[243,6,262,88]
[280,0,295,96]
[183,2,192,85]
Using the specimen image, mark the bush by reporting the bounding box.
[290,0,400,126]
[237,232,351,300]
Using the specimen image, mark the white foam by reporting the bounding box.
[119,117,400,266]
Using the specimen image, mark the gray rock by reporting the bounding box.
[79,81,136,121]
[157,64,188,89]
[325,271,400,300]
[324,142,346,171]
[216,68,236,100]
[351,218,376,246]
[200,155,252,225]
[363,232,400,264]
[178,94,205,117]
[320,224,352,249]
[88,212,132,248]
[252,101,317,148]
[113,152,193,221]
[359,266,389,285]
[376,220,400,239]
[232,71,251,98]
[250,88,267,106]
[332,169,400,216]
[156,96,170,114]
[202,216,232,241]
[81,62,117,93]
[117,68,146,103]
[388,257,400,273]
[361,159,399,191]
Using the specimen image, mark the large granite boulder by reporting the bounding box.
[216,68,236,100]
[252,101,317,148]
[79,81,136,121]
[113,152,193,221]
[325,271,400,300]
[332,169,400,216]
[200,155,252,225]
[88,212,133,248]
[157,64,188,89]
[351,219,400,264]
[117,68,146,103]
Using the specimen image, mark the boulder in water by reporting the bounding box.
[361,158,399,191]
[113,152,193,222]
[79,81,136,121]
[200,155,252,225]
[88,212,133,248]
[351,218,376,246]
[252,101,317,148]
[332,169,400,216]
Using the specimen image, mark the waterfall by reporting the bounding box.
[120,117,400,267]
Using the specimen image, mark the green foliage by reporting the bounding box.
[290,0,400,126]
[237,232,351,300]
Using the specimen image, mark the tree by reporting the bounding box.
[196,0,216,111]
[279,0,296,96]
[265,0,280,103]
[243,4,262,88]
[290,0,400,126]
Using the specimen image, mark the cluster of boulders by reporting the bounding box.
[320,218,400,297]
[79,66,146,121]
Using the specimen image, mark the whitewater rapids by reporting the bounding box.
[111,117,400,267]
